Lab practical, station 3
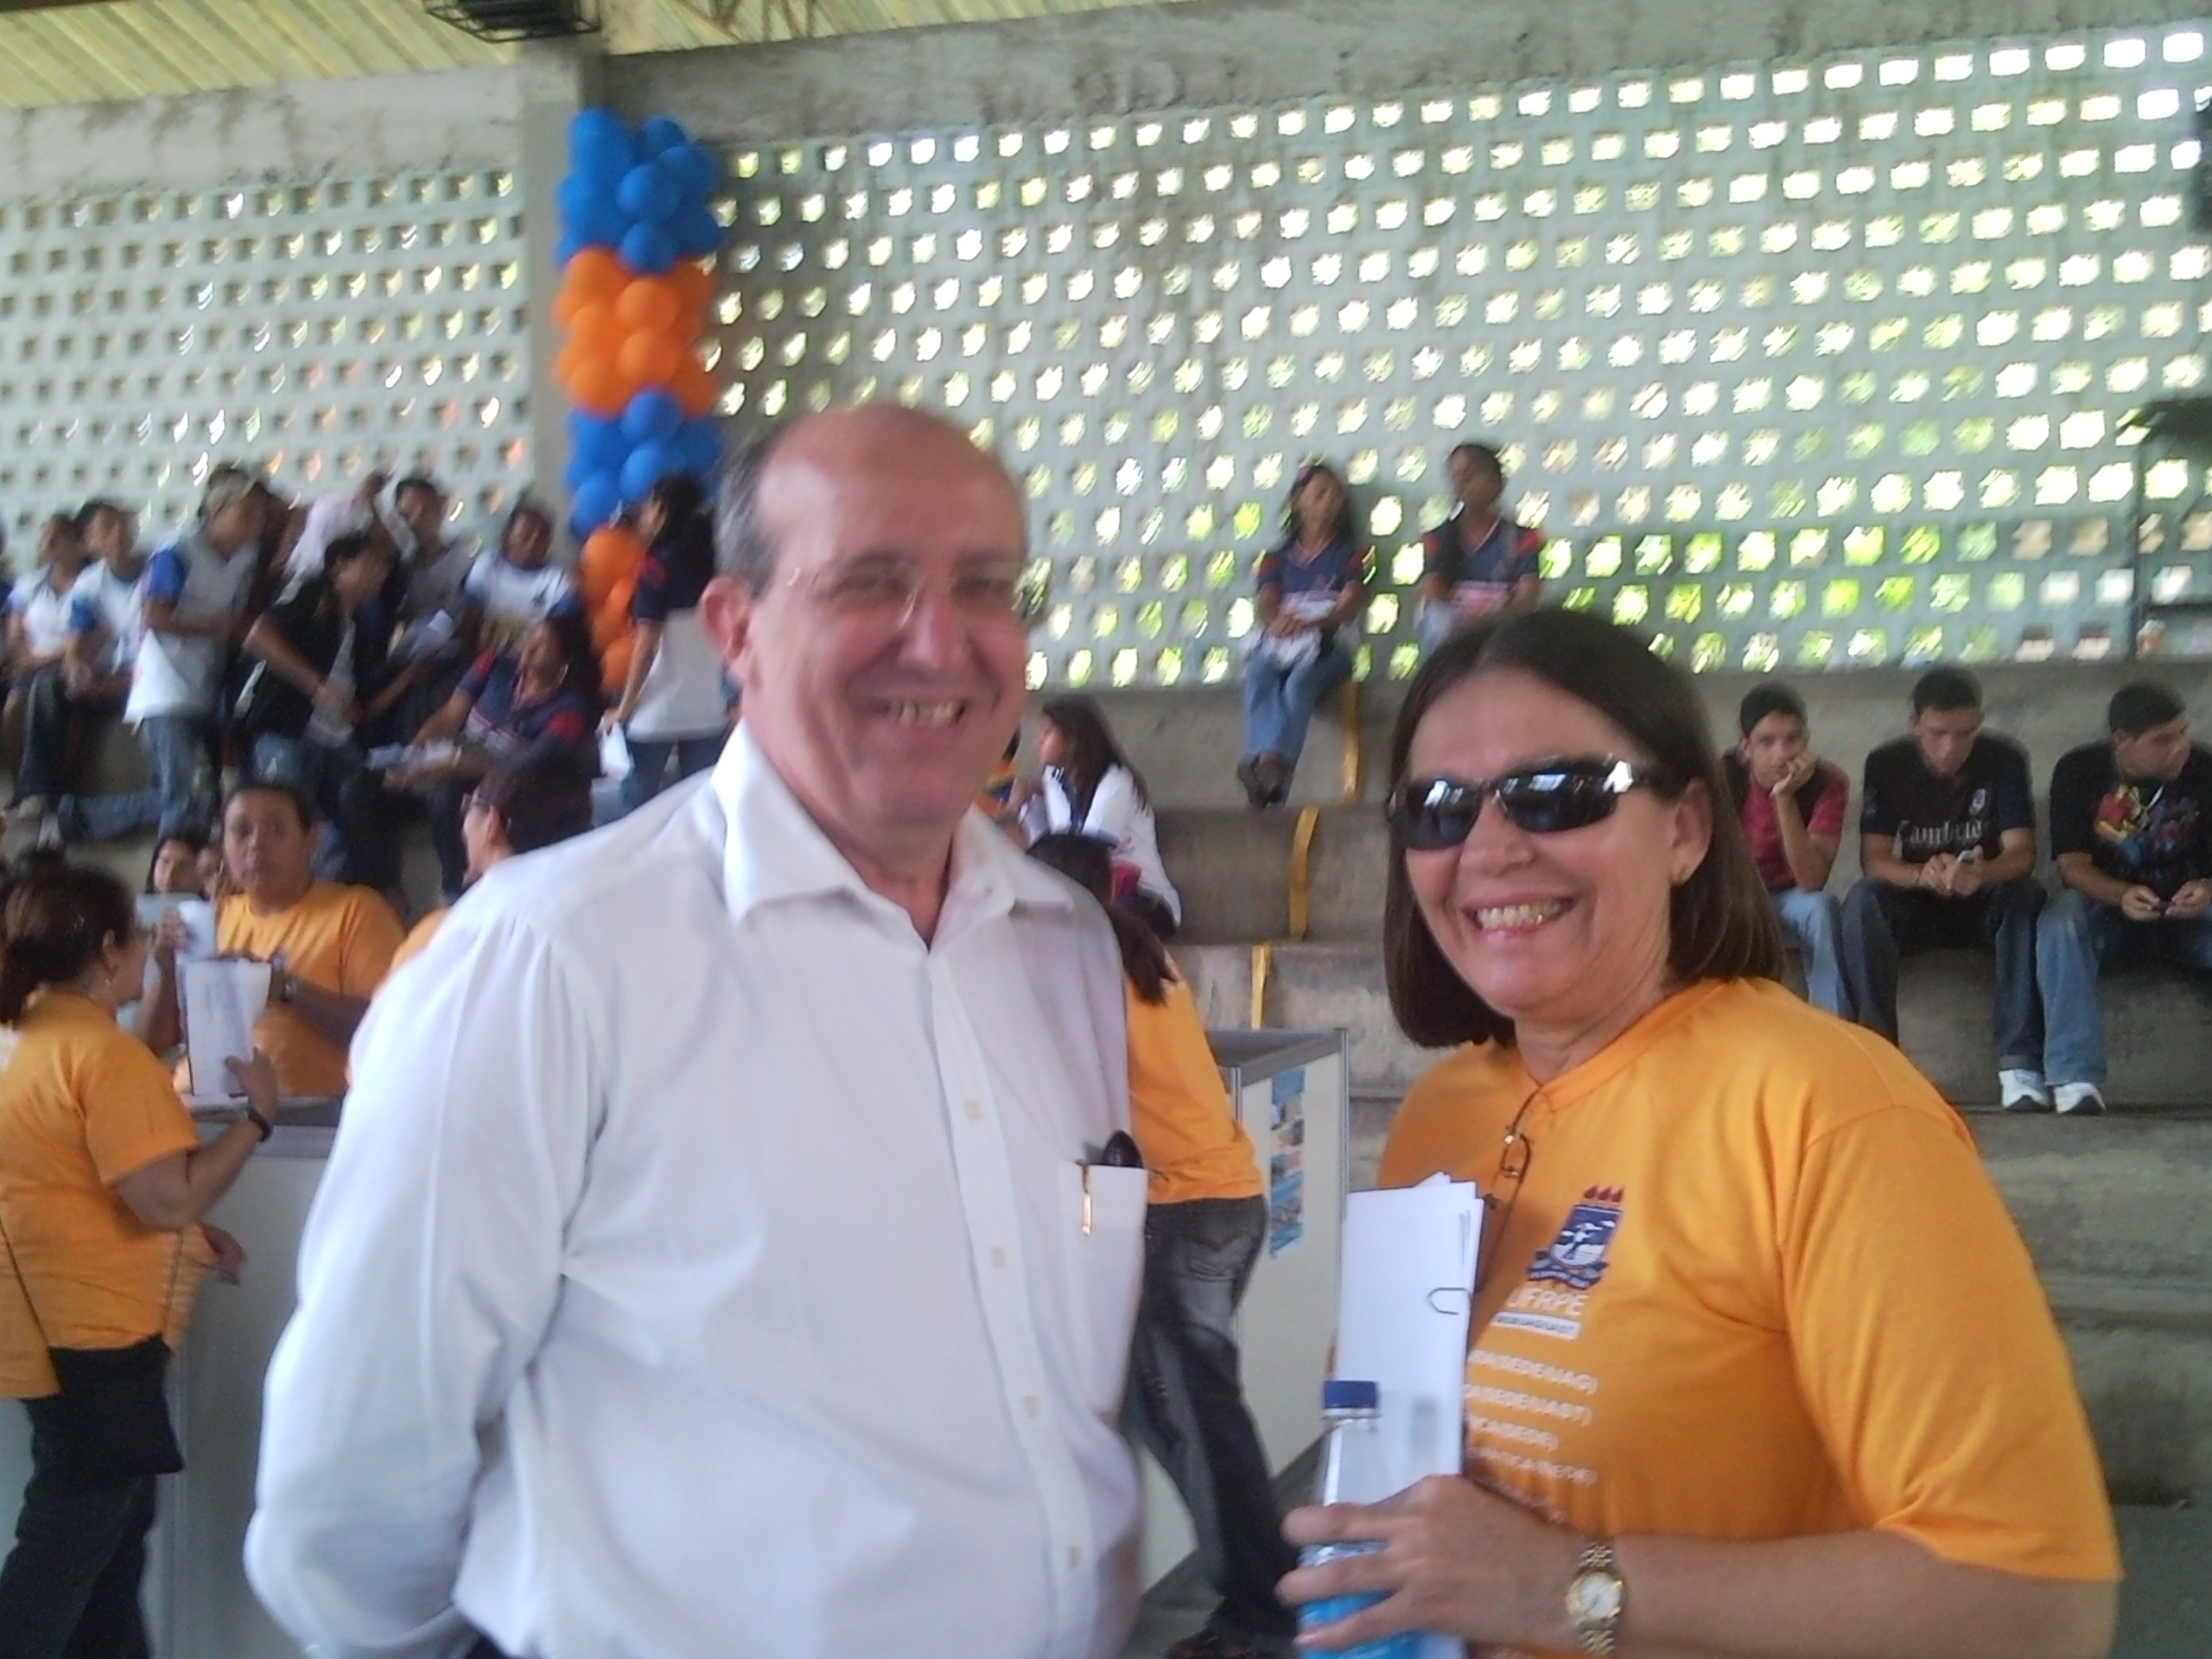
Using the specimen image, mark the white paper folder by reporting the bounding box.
[1332,1174,1481,1659]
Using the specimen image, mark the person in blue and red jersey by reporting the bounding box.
[1414,442,1543,656]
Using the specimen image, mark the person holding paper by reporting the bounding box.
[601,473,730,815]
[1281,607,2118,1659]
[247,404,1145,1659]
[141,781,403,1099]
[1234,460,1372,810]
[1412,442,1542,658]
[0,862,281,1658]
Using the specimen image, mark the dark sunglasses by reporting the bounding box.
[1386,757,1650,849]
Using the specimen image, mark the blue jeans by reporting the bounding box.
[1125,1193,1294,1643]
[618,732,723,816]
[2037,887,2212,1087]
[0,1395,160,1659]
[1838,876,2045,1070]
[134,714,214,842]
[1241,640,1352,767]
[1771,887,1845,1016]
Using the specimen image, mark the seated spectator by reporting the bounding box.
[1414,441,1542,654]
[1840,667,2045,1103]
[1026,831,1291,1659]
[237,531,410,890]
[1236,461,1370,810]
[145,827,211,899]
[459,500,576,663]
[385,474,478,739]
[601,474,727,813]
[1015,695,1182,938]
[387,745,595,975]
[21,500,146,846]
[2034,681,2212,1117]
[1724,681,1850,1015]
[125,466,267,841]
[141,781,402,1098]
[404,612,600,902]
[3,513,90,798]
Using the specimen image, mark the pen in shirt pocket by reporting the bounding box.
[1079,1131,1144,1234]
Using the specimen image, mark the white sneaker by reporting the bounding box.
[1999,1069,2053,1111]
[2054,1082,2107,1116]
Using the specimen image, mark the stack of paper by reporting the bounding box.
[181,959,270,1108]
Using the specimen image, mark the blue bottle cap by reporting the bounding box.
[1321,1377,1380,1412]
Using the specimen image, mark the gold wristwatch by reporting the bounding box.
[1565,1535,1624,1656]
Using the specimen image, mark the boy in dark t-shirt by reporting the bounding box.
[1839,667,2046,1105]
[2034,681,2212,1116]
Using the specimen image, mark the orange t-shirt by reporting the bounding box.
[0,992,209,1394]
[385,908,448,980]
[1380,976,2117,1636]
[1126,972,1262,1206]
[217,882,404,1096]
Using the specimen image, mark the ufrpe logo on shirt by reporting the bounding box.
[1525,1188,1624,1293]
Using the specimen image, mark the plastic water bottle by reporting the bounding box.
[1296,1377,1421,1659]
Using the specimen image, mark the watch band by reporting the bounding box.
[244,1106,275,1142]
[1568,1536,1624,1656]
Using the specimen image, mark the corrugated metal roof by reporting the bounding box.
[0,0,1173,108]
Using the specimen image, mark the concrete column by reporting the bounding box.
[515,35,605,538]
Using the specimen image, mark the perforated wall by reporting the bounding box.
[0,168,533,558]
[713,24,2212,686]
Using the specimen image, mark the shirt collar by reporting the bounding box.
[714,725,1077,936]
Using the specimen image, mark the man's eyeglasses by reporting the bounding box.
[787,556,1052,630]
[1386,758,1649,851]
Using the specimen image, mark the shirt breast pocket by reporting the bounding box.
[1057,1161,1147,1417]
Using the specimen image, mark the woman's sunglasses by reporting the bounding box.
[1386,757,1650,850]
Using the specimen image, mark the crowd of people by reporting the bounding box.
[0,404,2129,1659]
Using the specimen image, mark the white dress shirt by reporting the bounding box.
[247,727,1146,1659]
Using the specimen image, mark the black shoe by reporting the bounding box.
[1236,753,1268,810]
[1256,752,1294,806]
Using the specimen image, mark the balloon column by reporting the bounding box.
[552,107,726,544]
[578,520,646,696]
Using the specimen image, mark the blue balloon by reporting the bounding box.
[673,418,722,476]
[555,232,583,267]
[670,203,723,258]
[617,162,680,224]
[622,389,684,445]
[660,143,718,200]
[621,442,677,500]
[636,115,690,159]
[556,175,625,246]
[569,108,635,180]
[570,472,623,534]
[569,411,628,469]
[620,221,677,275]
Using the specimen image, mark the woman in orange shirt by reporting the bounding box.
[0,862,280,1657]
[1028,832,1292,1659]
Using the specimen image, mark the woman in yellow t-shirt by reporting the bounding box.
[1279,607,2118,1659]
[1027,832,1292,1659]
[0,862,281,1655]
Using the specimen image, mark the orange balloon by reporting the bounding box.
[552,285,588,329]
[567,356,631,417]
[569,302,620,356]
[580,524,645,601]
[553,341,588,393]
[671,357,717,418]
[563,246,627,308]
[607,573,638,619]
[616,276,683,336]
[601,634,634,697]
[618,328,684,388]
[668,260,715,315]
[591,603,629,654]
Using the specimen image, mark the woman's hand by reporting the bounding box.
[1279,1474,1584,1652]
[1267,613,1313,639]
[152,908,192,968]
[224,1048,283,1119]
[200,1223,248,1284]
[312,679,362,729]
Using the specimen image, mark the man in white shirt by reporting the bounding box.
[248,405,1147,1659]
[459,500,578,662]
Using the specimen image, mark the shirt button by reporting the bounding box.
[963,1098,983,1122]
[1065,1545,1082,1569]
[1023,1395,1041,1418]
[991,1245,1007,1268]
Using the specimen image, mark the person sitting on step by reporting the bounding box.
[1723,680,1850,1016]
[1014,695,1183,939]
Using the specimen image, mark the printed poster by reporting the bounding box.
[1268,1065,1306,1257]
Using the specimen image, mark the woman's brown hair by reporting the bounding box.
[1383,608,1783,1050]
[0,862,137,1024]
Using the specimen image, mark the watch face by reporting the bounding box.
[1568,1570,1624,1624]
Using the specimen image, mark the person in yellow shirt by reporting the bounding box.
[0,861,283,1655]
[143,780,403,1097]
[387,746,594,976]
[1281,607,2118,1659]
[1027,832,1292,1659]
